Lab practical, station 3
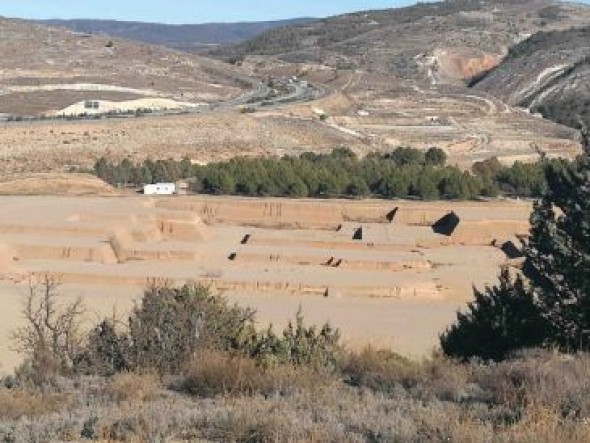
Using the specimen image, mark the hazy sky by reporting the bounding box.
[0,1,415,23]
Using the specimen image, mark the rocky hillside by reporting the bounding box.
[474,26,590,130]
[0,17,249,115]
[213,0,590,85]
[39,18,314,52]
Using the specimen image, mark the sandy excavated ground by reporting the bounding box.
[0,194,531,374]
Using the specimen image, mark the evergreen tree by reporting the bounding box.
[139,164,153,185]
[442,127,590,359]
[414,170,439,200]
[346,177,370,198]
[424,147,447,166]
[94,157,109,181]
[440,270,548,361]
[524,129,590,350]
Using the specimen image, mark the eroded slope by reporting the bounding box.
[474,26,590,130]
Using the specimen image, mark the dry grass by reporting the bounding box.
[343,346,421,391]
[182,350,327,398]
[2,350,590,441]
[0,388,66,420]
[106,372,162,403]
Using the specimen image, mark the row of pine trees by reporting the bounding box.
[94,147,553,200]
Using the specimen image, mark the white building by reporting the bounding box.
[143,183,176,195]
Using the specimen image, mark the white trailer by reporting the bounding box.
[143,183,176,195]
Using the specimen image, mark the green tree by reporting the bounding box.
[440,270,548,361]
[127,286,257,374]
[473,156,503,177]
[94,157,109,182]
[524,129,590,350]
[152,161,171,183]
[441,128,590,359]
[414,171,439,200]
[287,178,309,198]
[390,147,424,166]
[139,164,153,185]
[118,158,134,187]
[379,172,411,198]
[424,147,447,166]
[346,177,370,198]
[440,170,472,199]
[204,169,235,194]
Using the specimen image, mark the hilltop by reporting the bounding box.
[0,17,249,116]
[38,18,315,52]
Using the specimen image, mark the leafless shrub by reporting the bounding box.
[12,275,85,383]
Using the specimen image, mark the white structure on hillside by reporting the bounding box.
[143,183,176,195]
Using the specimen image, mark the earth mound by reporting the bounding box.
[0,173,118,196]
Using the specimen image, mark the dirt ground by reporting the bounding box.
[0,194,532,374]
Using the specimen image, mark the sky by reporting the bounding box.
[0,1,414,23]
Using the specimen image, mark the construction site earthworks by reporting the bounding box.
[0,192,531,374]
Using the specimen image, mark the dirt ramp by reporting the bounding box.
[341,205,397,223]
[0,223,106,237]
[157,213,209,241]
[108,229,198,263]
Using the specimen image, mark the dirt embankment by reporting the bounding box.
[435,48,504,82]
[0,173,117,196]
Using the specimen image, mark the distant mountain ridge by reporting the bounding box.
[38,18,315,52]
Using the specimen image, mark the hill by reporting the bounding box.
[473,26,590,131]
[213,0,590,85]
[0,17,249,116]
[38,18,315,52]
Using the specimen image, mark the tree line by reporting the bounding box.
[94,146,561,200]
